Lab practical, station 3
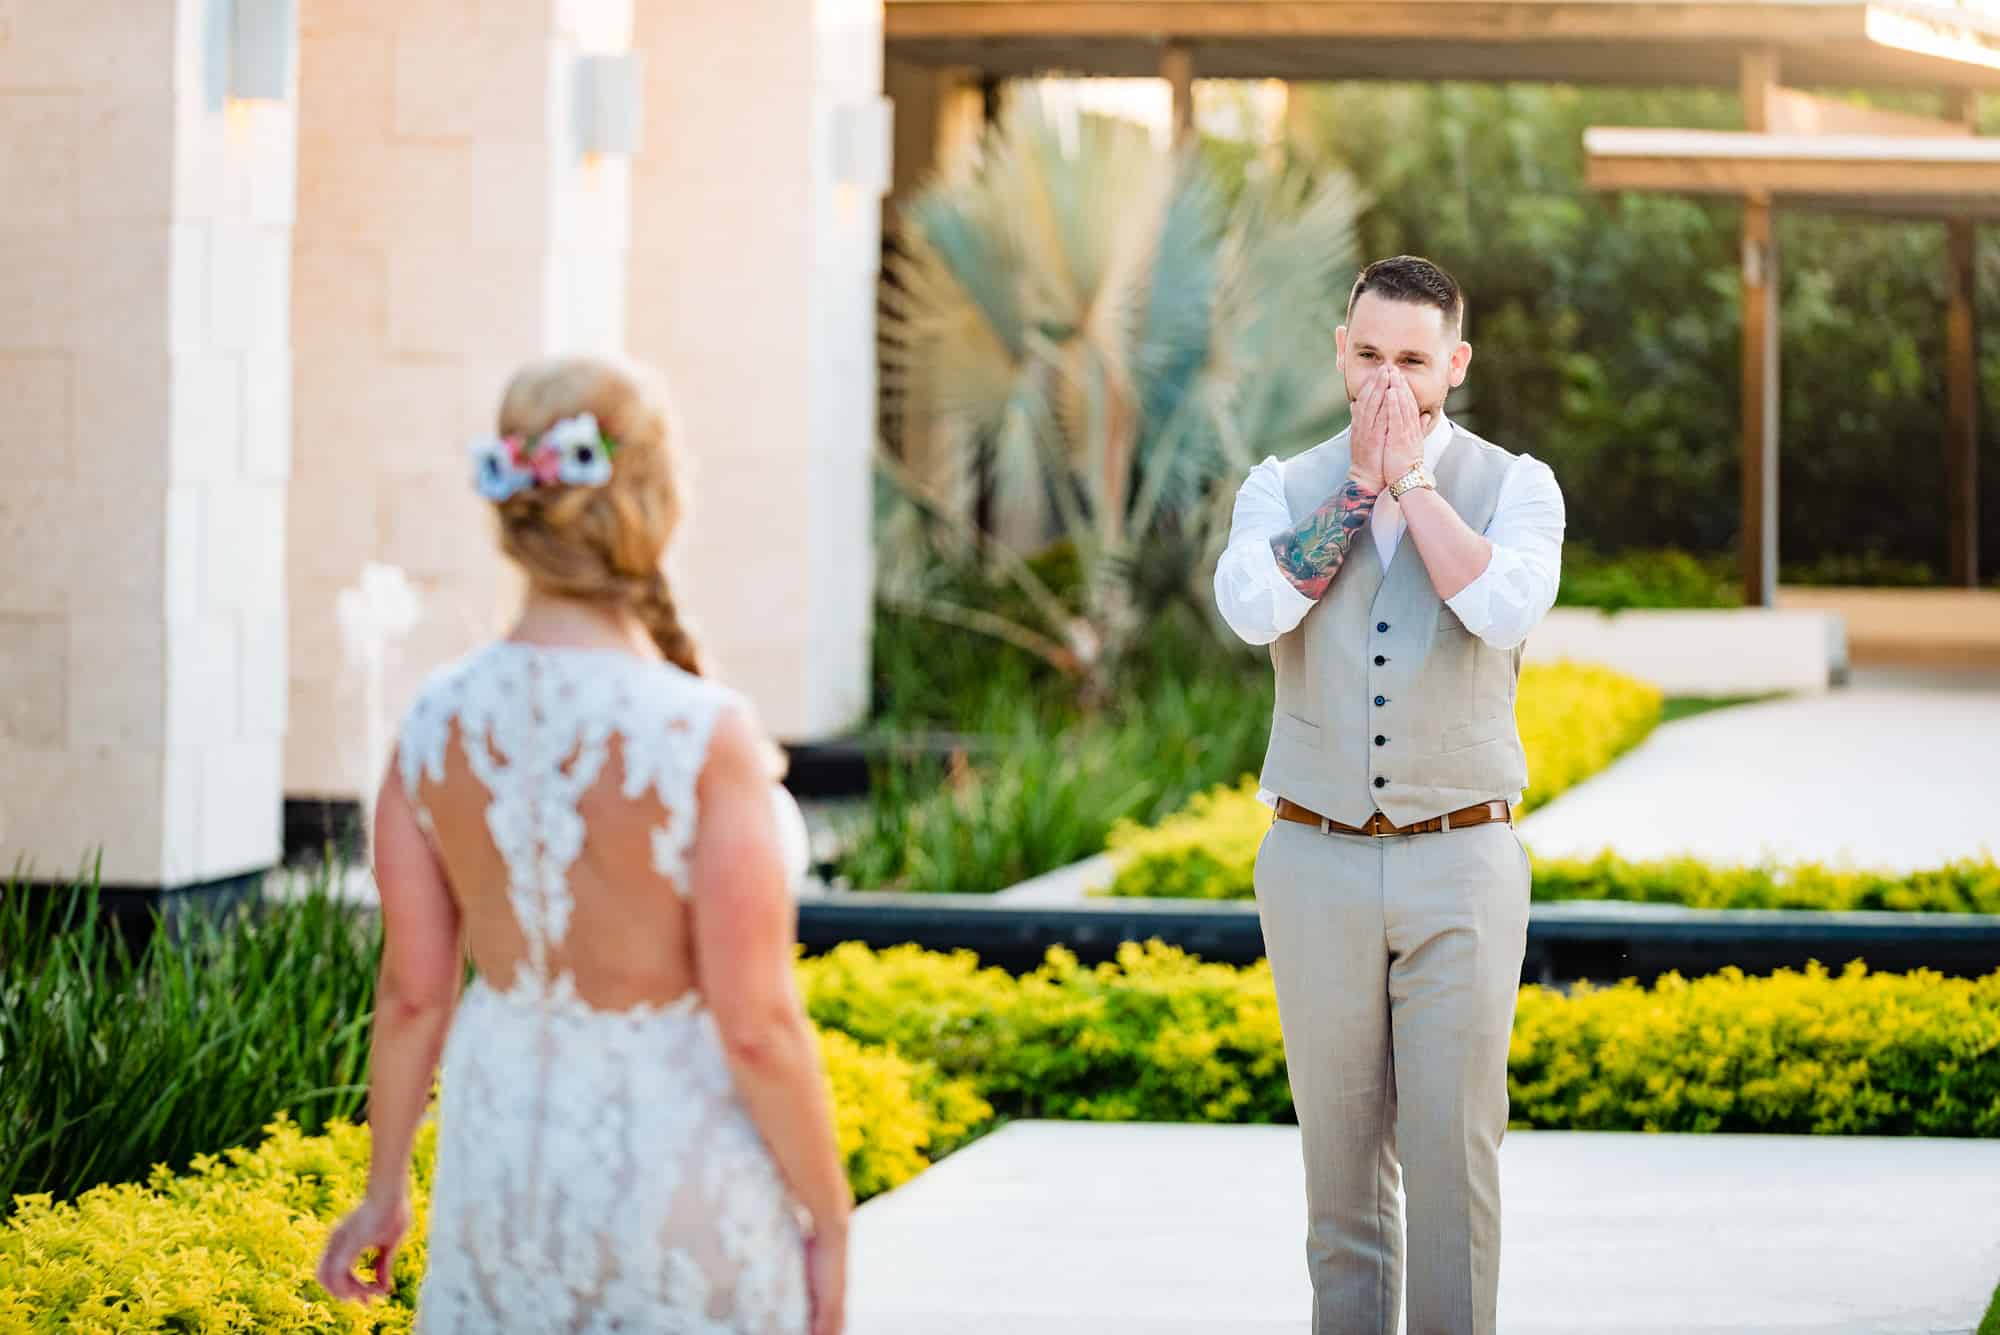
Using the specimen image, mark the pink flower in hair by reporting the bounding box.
[530,443,563,485]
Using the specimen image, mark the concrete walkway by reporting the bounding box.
[849,1121,2000,1334]
[1518,666,2000,871]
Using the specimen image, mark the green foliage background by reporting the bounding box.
[1283,83,1999,581]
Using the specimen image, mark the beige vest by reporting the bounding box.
[1257,425,1528,827]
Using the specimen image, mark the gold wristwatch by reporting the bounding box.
[1388,461,1436,500]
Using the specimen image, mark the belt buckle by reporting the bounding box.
[1369,812,1396,838]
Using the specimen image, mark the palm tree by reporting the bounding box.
[878,87,1365,706]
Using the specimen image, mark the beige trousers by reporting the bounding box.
[1252,814,1532,1335]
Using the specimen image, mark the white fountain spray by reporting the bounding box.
[334,562,423,898]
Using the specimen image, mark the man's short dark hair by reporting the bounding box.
[1345,255,1465,336]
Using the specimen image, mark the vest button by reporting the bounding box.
[1374,655,1386,666]
[1374,695,1386,707]
[1376,621,1390,633]
[1374,776,1387,788]
[1374,735,1387,746]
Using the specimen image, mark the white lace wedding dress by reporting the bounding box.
[394,641,813,1334]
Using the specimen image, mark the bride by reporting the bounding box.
[314,356,849,1333]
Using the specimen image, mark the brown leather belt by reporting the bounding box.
[1274,796,1512,837]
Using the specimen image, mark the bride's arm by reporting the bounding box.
[689,702,852,1243]
[360,768,465,1202]
[319,768,463,1302]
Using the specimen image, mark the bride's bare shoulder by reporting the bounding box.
[695,687,786,787]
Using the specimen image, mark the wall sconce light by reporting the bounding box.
[833,96,895,195]
[205,0,295,110]
[575,53,643,159]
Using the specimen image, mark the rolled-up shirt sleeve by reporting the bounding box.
[1213,455,1318,646]
[1443,453,1565,650]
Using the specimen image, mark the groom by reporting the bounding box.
[1213,255,1565,1334]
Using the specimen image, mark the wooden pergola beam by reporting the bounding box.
[1162,40,1195,143]
[891,2,1881,44]
[1583,129,2000,199]
[886,1,2000,89]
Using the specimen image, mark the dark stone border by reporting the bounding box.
[284,797,365,866]
[778,731,997,799]
[799,893,2000,983]
[1521,899,2000,984]
[11,870,265,955]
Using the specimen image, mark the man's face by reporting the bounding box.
[1334,292,1472,431]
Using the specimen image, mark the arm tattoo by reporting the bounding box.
[1270,479,1379,601]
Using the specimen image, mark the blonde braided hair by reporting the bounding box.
[490,356,704,675]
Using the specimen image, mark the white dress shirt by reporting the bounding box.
[1212,413,1566,807]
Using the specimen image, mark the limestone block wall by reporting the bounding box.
[628,0,880,740]
[0,0,875,883]
[287,0,635,802]
[0,0,294,888]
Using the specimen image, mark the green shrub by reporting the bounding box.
[1556,545,1740,611]
[1551,547,1964,613]
[1103,661,1661,899]
[1531,851,2000,914]
[1509,961,2000,1134]
[0,1034,986,1332]
[1781,552,1947,588]
[837,605,1278,894]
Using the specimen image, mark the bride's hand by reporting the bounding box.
[316,1190,412,1304]
[807,1228,847,1335]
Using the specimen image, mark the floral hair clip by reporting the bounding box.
[469,413,619,502]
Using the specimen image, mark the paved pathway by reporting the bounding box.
[1517,666,2000,871]
[849,1121,2000,1334]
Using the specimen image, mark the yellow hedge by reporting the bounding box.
[800,940,1291,1124]
[1103,661,1662,900]
[799,943,2000,1139]
[0,1031,989,1333]
[821,1028,993,1200]
[1510,961,2000,1135]
[1511,661,1663,812]
[0,1116,422,1334]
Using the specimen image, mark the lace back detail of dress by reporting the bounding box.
[397,644,728,988]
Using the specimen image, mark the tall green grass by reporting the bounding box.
[0,864,380,1210]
